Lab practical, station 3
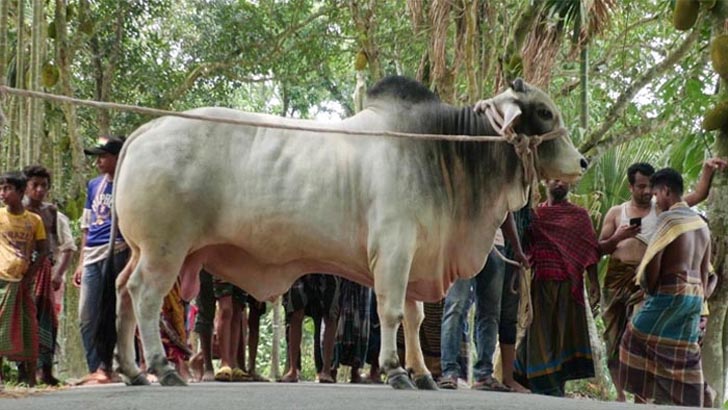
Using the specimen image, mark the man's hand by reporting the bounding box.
[51,272,64,291]
[613,224,640,242]
[73,266,83,288]
[704,157,728,174]
[514,250,530,270]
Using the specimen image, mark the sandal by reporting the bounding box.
[472,375,512,392]
[214,366,233,382]
[437,375,458,390]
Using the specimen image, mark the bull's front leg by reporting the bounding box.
[371,230,417,390]
[403,299,437,390]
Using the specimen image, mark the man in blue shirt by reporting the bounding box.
[73,136,128,384]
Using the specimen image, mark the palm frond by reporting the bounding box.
[573,138,659,232]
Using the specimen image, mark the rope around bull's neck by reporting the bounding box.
[0,84,562,209]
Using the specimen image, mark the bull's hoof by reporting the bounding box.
[158,369,187,386]
[125,372,151,386]
[413,374,438,390]
[387,368,416,390]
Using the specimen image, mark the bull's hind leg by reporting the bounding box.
[126,252,187,386]
[403,300,437,390]
[115,251,149,385]
[372,231,417,390]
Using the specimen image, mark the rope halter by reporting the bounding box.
[481,100,567,206]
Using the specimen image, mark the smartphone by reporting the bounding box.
[629,217,642,227]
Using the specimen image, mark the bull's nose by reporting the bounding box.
[580,157,589,170]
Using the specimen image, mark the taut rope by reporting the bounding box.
[0,83,564,227]
[0,85,564,143]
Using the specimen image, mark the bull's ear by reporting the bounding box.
[500,100,522,132]
[510,78,526,93]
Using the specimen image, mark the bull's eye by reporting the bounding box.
[537,108,553,120]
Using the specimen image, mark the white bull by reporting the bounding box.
[112,76,586,388]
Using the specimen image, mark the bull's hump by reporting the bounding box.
[365,76,439,108]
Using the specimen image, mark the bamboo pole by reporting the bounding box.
[16,0,27,167]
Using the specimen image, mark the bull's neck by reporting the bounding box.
[429,106,526,219]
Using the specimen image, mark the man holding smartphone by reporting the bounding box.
[598,158,727,402]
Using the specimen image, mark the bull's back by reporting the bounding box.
[116,108,382,270]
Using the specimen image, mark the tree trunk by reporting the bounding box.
[428,0,454,102]
[499,2,541,87]
[56,0,86,203]
[462,0,479,103]
[28,0,45,164]
[579,44,588,131]
[0,0,8,87]
[15,0,27,169]
[350,0,382,82]
[705,4,728,406]
[0,0,8,164]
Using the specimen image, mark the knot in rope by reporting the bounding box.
[483,104,567,207]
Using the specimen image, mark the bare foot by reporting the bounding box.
[504,379,530,393]
[77,370,113,385]
[280,370,299,383]
[317,372,335,384]
[189,353,204,382]
[176,359,192,383]
[202,370,215,382]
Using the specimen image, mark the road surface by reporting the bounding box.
[0,382,699,409]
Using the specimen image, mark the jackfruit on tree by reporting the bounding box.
[41,63,59,88]
[711,34,728,80]
[673,0,699,31]
[702,101,728,131]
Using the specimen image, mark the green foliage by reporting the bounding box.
[3,0,724,395]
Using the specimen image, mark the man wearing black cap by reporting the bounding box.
[72,136,128,384]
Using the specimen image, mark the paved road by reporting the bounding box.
[0,382,697,410]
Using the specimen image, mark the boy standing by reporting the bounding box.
[23,165,77,385]
[0,171,48,387]
[72,136,128,383]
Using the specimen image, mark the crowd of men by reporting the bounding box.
[0,134,724,408]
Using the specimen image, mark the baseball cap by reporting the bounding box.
[84,136,124,156]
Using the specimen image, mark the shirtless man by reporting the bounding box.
[598,158,726,401]
[618,168,712,406]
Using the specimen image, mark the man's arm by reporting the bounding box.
[685,158,728,206]
[644,249,663,294]
[501,212,529,268]
[598,206,639,255]
[52,250,74,291]
[52,212,77,290]
[72,229,87,287]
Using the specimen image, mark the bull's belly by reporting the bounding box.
[180,244,374,302]
[179,243,465,303]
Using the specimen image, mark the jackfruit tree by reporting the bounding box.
[701,1,728,405]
